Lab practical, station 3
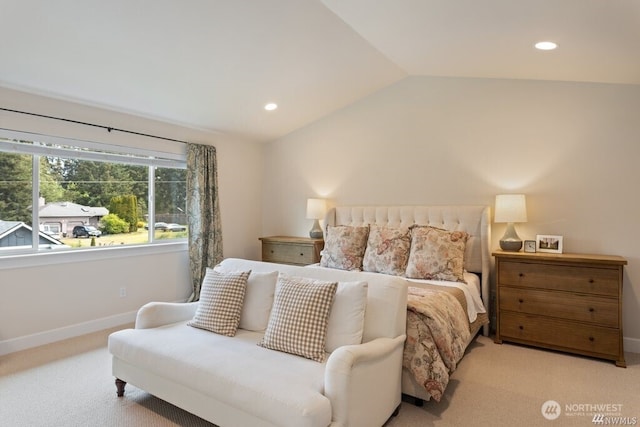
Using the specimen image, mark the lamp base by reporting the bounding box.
[499,239,523,251]
[499,222,523,251]
[309,219,323,239]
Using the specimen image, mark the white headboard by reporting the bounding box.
[324,205,492,328]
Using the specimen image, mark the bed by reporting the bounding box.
[322,205,491,404]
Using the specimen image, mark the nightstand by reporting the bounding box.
[259,236,324,266]
[493,250,627,367]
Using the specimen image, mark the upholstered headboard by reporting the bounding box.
[324,205,492,330]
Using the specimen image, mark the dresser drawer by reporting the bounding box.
[500,311,620,358]
[499,287,619,327]
[262,242,316,265]
[498,261,619,296]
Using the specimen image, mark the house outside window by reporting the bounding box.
[0,129,187,254]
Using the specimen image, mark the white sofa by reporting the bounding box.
[108,258,408,427]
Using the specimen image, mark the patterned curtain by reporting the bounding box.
[186,143,223,302]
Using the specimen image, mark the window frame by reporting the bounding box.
[0,128,187,259]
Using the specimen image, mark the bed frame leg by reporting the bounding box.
[115,378,126,397]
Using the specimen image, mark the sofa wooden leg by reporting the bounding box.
[115,378,126,397]
[392,404,401,417]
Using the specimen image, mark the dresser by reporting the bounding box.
[259,236,324,266]
[493,250,627,367]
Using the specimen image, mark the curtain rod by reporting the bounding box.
[0,107,188,144]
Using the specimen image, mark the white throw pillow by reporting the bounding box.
[325,281,368,352]
[239,271,278,331]
[214,266,279,332]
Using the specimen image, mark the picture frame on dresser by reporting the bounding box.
[536,234,563,253]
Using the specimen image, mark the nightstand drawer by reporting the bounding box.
[262,242,316,265]
[500,312,619,358]
[499,287,618,327]
[498,261,619,296]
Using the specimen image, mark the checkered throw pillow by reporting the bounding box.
[188,269,250,336]
[258,274,338,362]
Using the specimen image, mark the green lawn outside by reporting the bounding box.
[61,229,187,248]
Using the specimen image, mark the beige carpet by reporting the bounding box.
[1,326,638,427]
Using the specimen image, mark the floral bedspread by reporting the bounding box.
[403,286,471,402]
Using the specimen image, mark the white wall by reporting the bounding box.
[262,76,640,351]
[0,87,264,354]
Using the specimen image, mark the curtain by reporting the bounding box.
[186,143,223,302]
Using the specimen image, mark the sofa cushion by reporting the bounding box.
[259,274,337,362]
[405,226,469,282]
[362,225,411,276]
[188,269,250,336]
[320,225,369,271]
[325,281,368,352]
[109,324,331,427]
[239,270,278,331]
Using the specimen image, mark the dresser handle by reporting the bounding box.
[589,279,595,283]
[589,336,595,342]
[270,250,274,254]
[518,298,524,304]
[519,325,524,330]
[519,273,524,277]
[589,307,595,312]
[299,253,304,256]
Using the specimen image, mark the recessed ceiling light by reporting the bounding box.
[264,103,278,111]
[535,41,558,51]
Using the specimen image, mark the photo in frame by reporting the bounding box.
[536,235,563,253]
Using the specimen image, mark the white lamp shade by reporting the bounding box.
[306,198,326,220]
[494,194,527,223]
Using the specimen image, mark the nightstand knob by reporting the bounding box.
[299,253,304,256]
[519,273,524,277]
[589,279,595,283]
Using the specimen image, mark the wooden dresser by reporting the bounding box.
[493,250,627,367]
[259,236,324,266]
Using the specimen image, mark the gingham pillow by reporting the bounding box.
[188,269,250,336]
[258,274,338,362]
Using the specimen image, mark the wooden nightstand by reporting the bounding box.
[259,236,324,266]
[493,250,627,367]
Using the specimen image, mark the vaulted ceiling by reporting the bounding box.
[2,0,639,142]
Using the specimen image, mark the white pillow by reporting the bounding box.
[239,271,278,331]
[325,281,368,352]
[214,266,278,332]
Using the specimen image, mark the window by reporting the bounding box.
[0,129,187,255]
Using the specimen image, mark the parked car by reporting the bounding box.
[72,225,101,238]
[144,222,168,230]
[143,222,186,232]
[165,223,187,232]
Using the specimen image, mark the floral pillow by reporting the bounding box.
[405,226,469,282]
[362,225,411,276]
[320,225,370,271]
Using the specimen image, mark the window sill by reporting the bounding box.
[0,241,188,270]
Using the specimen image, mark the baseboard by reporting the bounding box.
[0,310,137,356]
[624,336,640,354]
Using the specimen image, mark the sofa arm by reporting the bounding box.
[324,334,406,427]
[135,302,199,329]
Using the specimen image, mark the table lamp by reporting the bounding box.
[495,194,527,251]
[306,198,326,239]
